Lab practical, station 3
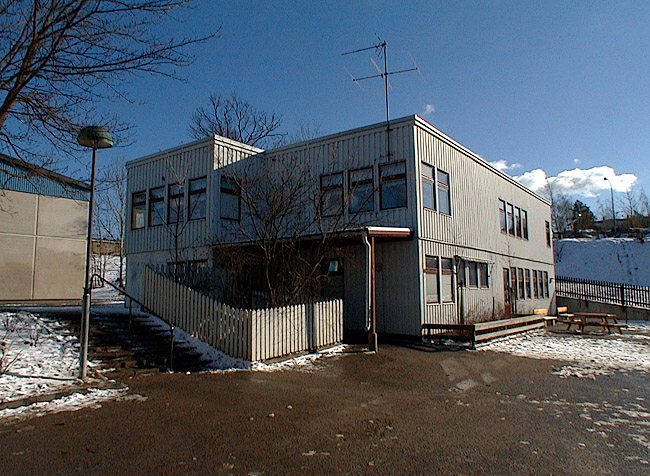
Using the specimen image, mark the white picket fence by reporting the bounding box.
[142,266,343,361]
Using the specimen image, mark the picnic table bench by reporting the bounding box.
[557,311,626,334]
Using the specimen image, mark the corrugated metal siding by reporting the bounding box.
[125,137,261,256]
[413,120,554,327]
[217,121,417,242]
[414,123,553,265]
[0,158,89,201]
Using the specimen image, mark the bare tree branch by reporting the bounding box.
[188,92,283,147]
[0,0,218,163]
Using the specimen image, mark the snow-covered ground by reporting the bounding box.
[555,238,650,285]
[481,321,650,379]
[0,311,80,404]
[0,304,347,424]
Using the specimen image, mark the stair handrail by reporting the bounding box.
[91,273,176,370]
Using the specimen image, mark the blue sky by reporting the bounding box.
[96,0,650,216]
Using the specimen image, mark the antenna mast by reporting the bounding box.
[343,38,419,160]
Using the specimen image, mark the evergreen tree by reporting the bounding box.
[572,200,596,233]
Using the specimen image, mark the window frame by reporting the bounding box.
[499,199,507,234]
[424,255,440,304]
[320,172,344,217]
[533,270,539,299]
[188,176,207,221]
[518,267,525,299]
[507,203,515,236]
[348,167,374,214]
[167,182,185,225]
[220,175,241,221]
[522,210,529,240]
[441,258,454,303]
[479,262,489,288]
[437,169,451,215]
[545,221,551,247]
[421,163,436,210]
[525,269,531,299]
[515,206,522,237]
[131,190,146,230]
[467,261,479,288]
[379,161,407,210]
[148,186,165,227]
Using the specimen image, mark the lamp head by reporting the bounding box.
[77,126,114,149]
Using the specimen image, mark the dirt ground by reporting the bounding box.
[0,344,648,476]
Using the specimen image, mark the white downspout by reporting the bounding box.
[362,230,372,332]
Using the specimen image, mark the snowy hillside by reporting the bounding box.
[555,238,650,286]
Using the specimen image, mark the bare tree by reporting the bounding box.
[212,147,377,308]
[95,156,127,286]
[0,0,217,161]
[544,182,572,238]
[189,93,283,147]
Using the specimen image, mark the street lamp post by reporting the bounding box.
[603,177,616,235]
[77,126,114,380]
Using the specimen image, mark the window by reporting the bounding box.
[421,164,435,210]
[220,176,240,221]
[500,199,529,240]
[507,203,515,236]
[543,271,549,298]
[148,187,164,227]
[424,255,439,304]
[437,169,451,215]
[188,177,207,220]
[131,191,146,229]
[168,183,184,224]
[533,270,539,299]
[320,173,343,216]
[510,267,518,300]
[349,167,374,213]
[467,262,478,288]
[525,269,531,299]
[522,210,529,239]
[515,207,522,237]
[479,263,489,288]
[518,268,525,299]
[380,161,406,210]
[545,221,551,247]
[441,258,454,303]
[499,199,507,234]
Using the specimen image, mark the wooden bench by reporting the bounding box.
[534,307,558,326]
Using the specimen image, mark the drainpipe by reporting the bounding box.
[362,231,377,351]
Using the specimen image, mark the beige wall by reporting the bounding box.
[0,190,88,301]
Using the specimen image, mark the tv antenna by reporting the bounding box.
[342,37,422,160]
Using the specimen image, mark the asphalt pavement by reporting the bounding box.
[0,344,648,475]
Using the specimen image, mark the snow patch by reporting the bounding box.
[0,388,145,424]
[481,325,650,379]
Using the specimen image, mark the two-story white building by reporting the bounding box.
[125,115,554,339]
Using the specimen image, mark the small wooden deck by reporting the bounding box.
[422,314,547,348]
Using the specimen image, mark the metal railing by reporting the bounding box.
[91,273,177,369]
[556,275,650,310]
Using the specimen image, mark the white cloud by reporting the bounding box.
[573,158,581,165]
[488,159,522,173]
[513,166,637,198]
[422,104,435,116]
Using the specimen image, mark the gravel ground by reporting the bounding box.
[0,343,648,476]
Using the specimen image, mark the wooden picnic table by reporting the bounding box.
[558,312,626,334]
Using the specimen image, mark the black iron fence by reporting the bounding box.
[556,276,650,310]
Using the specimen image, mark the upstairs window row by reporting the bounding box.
[131,177,207,229]
[320,161,407,217]
[499,199,528,239]
[421,163,451,215]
